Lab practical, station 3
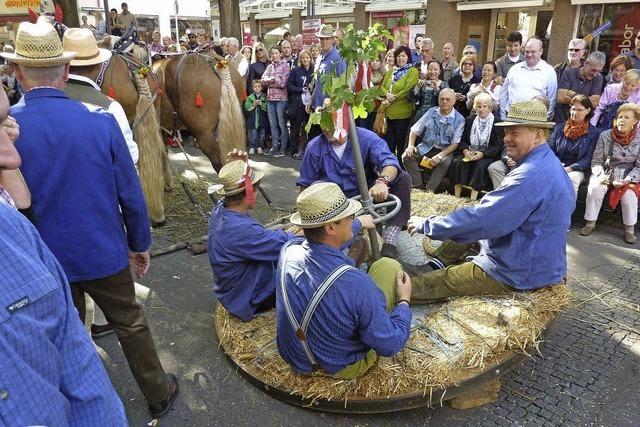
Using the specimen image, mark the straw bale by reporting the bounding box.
[216,284,571,404]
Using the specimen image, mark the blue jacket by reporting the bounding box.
[312,47,346,108]
[548,123,599,172]
[421,144,575,290]
[286,64,313,106]
[276,238,412,374]
[13,88,150,282]
[297,127,400,197]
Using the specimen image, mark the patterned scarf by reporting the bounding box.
[563,119,589,140]
[612,123,638,146]
[392,64,413,83]
[470,113,494,151]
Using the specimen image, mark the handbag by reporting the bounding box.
[373,105,387,136]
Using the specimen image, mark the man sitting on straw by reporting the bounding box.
[208,153,375,321]
[407,101,575,300]
[276,182,412,379]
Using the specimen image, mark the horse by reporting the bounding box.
[153,52,246,171]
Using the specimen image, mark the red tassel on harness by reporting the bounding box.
[195,91,204,107]
[54,4,64,23]
[243,165,255,207]
[107,86,117,99]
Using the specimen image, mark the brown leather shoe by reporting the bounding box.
[624,232,637,244]
[579,224,595,236]
[347,236,368,267]
[149,374,179,419]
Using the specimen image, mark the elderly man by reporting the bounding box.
[555,51,605,122]
[209,154,374,321]
[500,37,557,120]
[414,37,435,73]
[624,30,640,69]
[333,27,345,47]
[495,31,524,84]
[554,38,587,82]
[5,22,178,419]
[407,101,575,301]
[226,37,248,77]
[440,42,458,82]
[402,88,465,191]
[276,182,412,379]
[298,126,412,258]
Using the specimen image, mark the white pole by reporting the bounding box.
[175,0,181,52]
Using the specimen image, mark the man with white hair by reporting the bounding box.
[555,51,605,122]
[554,38,587,82]
[226,37,248,77]
[500,37,557,120]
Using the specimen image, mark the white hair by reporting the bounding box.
[227,37,239,48]
[586,51,606,66]
[18,64,66,86]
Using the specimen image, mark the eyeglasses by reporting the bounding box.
[568,48,582,51]
[462,62,473,66]
[257,48,264,51]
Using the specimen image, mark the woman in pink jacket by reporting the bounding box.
[261,46,291,157]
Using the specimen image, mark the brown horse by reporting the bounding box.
[154,52,246,171]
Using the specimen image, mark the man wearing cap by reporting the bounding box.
[298,126,412,259]
[118,2,136,31]
[309,24,346,140]
[208,152,375,321]
[4,21,178,419]
[276,182,413,379]
[407,101,575,300]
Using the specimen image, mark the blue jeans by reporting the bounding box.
[267,100,288,152]
[248,128,265,149]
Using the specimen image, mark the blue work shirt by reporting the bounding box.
[0,204,126,426]
[410,106,465,156]
[548,123,600,172]
[297,127,400,197]
[12,88,150,282]
[276,238,412,374]
[421,144,575,290]
[312,47,346,108]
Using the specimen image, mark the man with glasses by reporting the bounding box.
[414,38,435,73]
[623,31,640,70]
[554,38,587,82]
[555,51,605,122]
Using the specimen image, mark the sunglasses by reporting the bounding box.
[568,48,582,51]
[257,48,264,51]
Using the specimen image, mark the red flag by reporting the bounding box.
[242,164,255,207]
[27,8,38,23]
[54,4,63,23]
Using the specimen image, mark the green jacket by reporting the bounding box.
[244,92,268,129]
[381,67,419,120]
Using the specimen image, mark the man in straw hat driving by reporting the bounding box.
[407,101,575,300]
[276,182,412,379]
[4,21,179,419]
[208,151,375,322]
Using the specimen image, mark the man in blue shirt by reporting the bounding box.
[298,126,412,258]
[407,101,575,300]
[277,182,412,379]
[4,21,178,419]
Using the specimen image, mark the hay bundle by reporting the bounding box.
[133,72,166,225]
[217,285,571,404]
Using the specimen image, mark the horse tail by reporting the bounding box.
[133,73,166,225]
[217,64,246,165]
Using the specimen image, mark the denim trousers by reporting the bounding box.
[248,128,266,149]
[267,100,288,152]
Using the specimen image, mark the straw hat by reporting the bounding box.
[208,160,264,196]
[290,182,362,228]
[63,28,112,67]
[495,101,555,129]
[315,24,335,39]
[0,22,76,67]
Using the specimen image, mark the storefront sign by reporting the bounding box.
[372,11,404,19]
[302,18,323,46]
[1,0,44,15]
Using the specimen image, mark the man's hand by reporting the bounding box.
[1,116,19,144]
[407,215,427,236]
[396,271,412,303]
[506,158,516,168]
[564,166,573,174]
[227,148,249,162]
[369,182,389,202]
[430,154,442,168]
[403,145,417,158]
[356,214,375,230]
[129,251,150,278]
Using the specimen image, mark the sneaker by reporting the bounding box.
[292,152,303,160]
[257,147,263,155]
[274,151,285,158]
[265,148,276,156]
[625,232,637,244]
[248,148,255,155]
[91,323,115,339]
[579,224,595,236]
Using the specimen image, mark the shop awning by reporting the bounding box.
[571,0,638,4]
[366,1,426,12]
[456,0,549,11]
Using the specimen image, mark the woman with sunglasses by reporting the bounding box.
[246,42,270,94]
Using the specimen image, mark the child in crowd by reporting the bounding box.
[244,79,268,155]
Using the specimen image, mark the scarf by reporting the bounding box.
[469,113,494,151]
[563,119,589,140]
[392,64,412,83]
[612,123,638,146]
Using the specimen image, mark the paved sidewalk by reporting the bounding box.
[96,152,639,426]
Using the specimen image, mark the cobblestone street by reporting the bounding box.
[98,152,640,426]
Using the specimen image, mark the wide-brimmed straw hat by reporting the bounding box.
[0,22,76,67]
[208,160,264,197]
[315,24,335,39]
[290,182,362,228]
[63,28,112,66]
[495,101,555,129]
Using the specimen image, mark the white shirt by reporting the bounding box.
[229,52,248,77]
[68,74,139,164]
[331,142,347,160]
[499,60,557,120]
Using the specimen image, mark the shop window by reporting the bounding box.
[493,10,551,61]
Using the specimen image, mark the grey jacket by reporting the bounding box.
[591,129,640,182]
